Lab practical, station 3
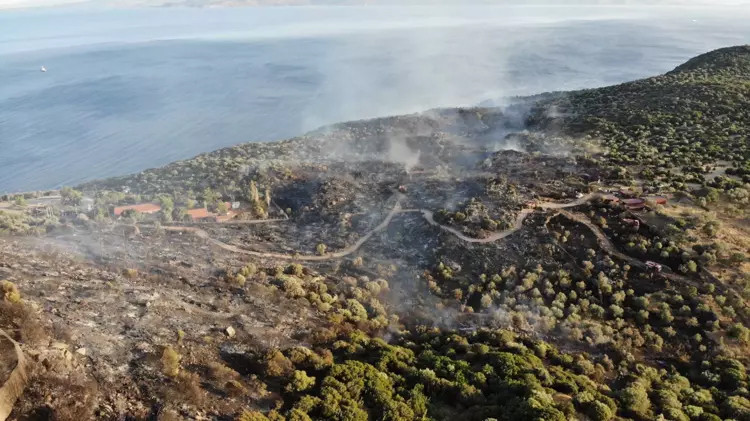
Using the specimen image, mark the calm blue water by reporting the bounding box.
[1,5,749,193]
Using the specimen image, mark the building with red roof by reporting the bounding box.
[622,198,646,210]
[646,196,668,205]
[186,208,214,221]
[187,202,235,222]
[603,194,620,203]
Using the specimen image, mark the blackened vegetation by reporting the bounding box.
[0,47,748,421]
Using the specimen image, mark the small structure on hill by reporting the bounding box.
[646,196,668,205]
[186,208,213,222]
[187,202,235,222]
[81,197,95,212]
[622,198,646,210]
[646,261,663,273]
[621,218,640,230]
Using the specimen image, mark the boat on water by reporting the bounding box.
[40,66,47,72]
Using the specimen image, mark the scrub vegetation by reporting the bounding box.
[0,46,747,420]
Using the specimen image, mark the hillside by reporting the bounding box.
[0,47,748,421]
[528,46,750,177]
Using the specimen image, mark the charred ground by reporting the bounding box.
[0,46,748,421]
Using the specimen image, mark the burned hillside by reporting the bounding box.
[0,47,748,421]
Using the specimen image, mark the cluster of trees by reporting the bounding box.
[248,180,272,219]
[434,198,513,238]
[211,250,750,421]
[234,325,749,421]
[425,247,745,357]
[240,328,614,421]
[78,137,297,197]
[0,210,55,235]
[228,263,395,331]
[60,186,83,206]
[587,199,748,294]
[528,46,750,197]
[70,179,274,223]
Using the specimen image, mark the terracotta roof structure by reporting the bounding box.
[647,196,668,205]
[187,203,236,221]
[622,198,646,210]
[186,208,213,220]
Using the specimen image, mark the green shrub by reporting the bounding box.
[286,370,316,393]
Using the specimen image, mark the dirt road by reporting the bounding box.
[419,208,535,244]
[163,194,405,261]
[163,193,603,260]
[550,209,750,325]
[418,193,602,244]
[554,210,693,284]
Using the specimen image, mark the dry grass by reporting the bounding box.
[0,300,46,345]
[659,203,750,273]
[1,280,20,303]
[206,361,240,382]
[23,374,99,421]
[171,371,206,406]
[161,346,182,377]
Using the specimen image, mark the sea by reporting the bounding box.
[1,5,749,193]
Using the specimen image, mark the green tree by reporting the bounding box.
[286,370,316,393]
[61,186,83,206]
[620,383,651,417]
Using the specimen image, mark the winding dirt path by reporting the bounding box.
[418,193,601,244]
[538,193,601,210]
[555,210,650,271]
[554,210,692,284]
[551,209,750,327]
[162,193,604,260]
[419,208,535,243]
[163,194,405,261]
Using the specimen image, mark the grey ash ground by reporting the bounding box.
[0,47,748,421]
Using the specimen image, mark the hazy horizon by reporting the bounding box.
[2,4,749,193]
[2,0,750,10]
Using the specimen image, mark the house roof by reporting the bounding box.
[114,203,161,216]
[626,203,647,210]
[187,208,214,220]
[646,196,668,204]
[622,198,645,205]
[603,195,620,202]
[187,203,235,221]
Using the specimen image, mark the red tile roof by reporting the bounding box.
[114,203,161,216]
[187,208,214,220]
[647,196,668,205]
[187,203,235,222]
[603,195,620,203]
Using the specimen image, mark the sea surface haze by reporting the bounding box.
[1,5,749,193]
